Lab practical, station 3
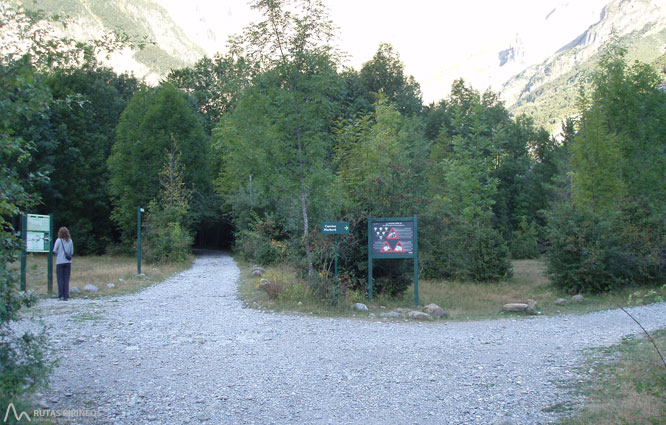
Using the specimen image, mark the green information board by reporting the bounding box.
[26,214,51,253]
[21,213,54,293]
[368,215,419,305]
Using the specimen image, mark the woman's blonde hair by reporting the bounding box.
[58,227,71,241]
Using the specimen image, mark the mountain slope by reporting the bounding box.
[500,0,666,131]
[13,0,206,83]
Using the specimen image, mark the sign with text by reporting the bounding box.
[371,220,414,258]
[26,214,51,253]
[321,221,350,235]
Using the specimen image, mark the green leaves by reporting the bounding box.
[109,83,209,239]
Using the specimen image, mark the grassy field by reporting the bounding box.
[238,259,657,320]
[558,330,666,425]
[14,253,193,297]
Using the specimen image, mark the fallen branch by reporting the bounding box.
[618,305,666,369]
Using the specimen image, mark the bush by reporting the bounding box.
[143,221,193,263]
[546,203,666,294]
[421,219,513,281]
[510,219,540,259]
[143,201,193,263]
[234,215,287,265]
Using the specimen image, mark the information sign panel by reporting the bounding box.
[370,220,414,258]
[26,214,50,253]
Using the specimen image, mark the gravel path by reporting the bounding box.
[16,253,666,425]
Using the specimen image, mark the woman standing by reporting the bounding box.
[53,227,73,300]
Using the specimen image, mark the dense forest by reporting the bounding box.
[3,0,666,299]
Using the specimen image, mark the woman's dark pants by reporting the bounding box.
[56,263,71,300]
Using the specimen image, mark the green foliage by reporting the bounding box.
[628,284,666,306]
[423,81,519,280]
[421,220,512,281]
[234,215,287,265]
[547,47,666,294]
[0,326,51,405]
[19,68,140,254]
[546,203,665,294]
[510,219,540,259]
[167,53,255,134]
[359,43,423,116]
[143,213,192,263]
[326,100,429,296]
[216,0,344,277]
[0,2,90,410]
[108,83,210,240]
[143,143,193,263]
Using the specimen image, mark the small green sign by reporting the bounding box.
[321,221,350,235]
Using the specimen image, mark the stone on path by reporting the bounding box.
[83,284,98,292]
[572,294,585,303]
[503,303,529,312]
[554,298,568,305]
[252,265,265,277]
[353,303,368,311]
[423,303,448,318]
[69,286,81,294]
[408,311,433,320]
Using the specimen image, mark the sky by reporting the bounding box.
[162,0,609,103]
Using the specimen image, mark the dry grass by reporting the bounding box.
[238,258,665,320]
[558,330,666,425]
[13,253,193,297]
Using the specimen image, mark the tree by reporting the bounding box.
[143,140,193,263]
[329,98,430,295]
[14,68,140,254]
[167,53,255,134]
[217,0,342,276]
[108,83,209,241]
[546,47,666,293]
[424,81,513,280]
[0,2,105,411]
[360,43,423,116]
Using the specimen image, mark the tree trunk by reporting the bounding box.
[297,128,315,277]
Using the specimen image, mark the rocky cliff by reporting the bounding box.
[500,0,666,131]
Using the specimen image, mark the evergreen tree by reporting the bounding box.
[108,83,209,241]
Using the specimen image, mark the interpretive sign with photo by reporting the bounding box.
[371,220,414,258]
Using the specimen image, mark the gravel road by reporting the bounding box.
[16,253,666,425]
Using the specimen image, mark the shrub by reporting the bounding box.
[420,219,512,281]
[546,203,666,294]
[234,215,287,265]
[304,216,413,298]
[143,221,193,263]
[510,219,540,259]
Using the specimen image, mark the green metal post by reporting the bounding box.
[47,214,53,294]
[367,215,373,304]
[137,207,142,275]
[20,215,27,291]
[413,214,419,306]
[334,234,339,306]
